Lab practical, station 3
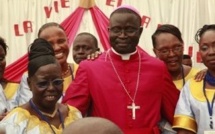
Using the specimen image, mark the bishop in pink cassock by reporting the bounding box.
[63,5,179,134]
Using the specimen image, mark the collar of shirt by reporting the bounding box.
[111,48,137,60]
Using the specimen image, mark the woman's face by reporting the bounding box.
[39,26,69,66]
[28,63,63,109]
[153,33,184,72]
[199,30,215,71]
[0,45,6,80]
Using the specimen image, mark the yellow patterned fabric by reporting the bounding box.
[1,105,82,134]
[4,82,19,100]
[173,68,199,90]
[0,82,19,113]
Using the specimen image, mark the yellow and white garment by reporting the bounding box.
[160,68,199,134]
[173,68,199,90]
[0,105,82,134]
[173,78,215,134]
[0,82,19,114]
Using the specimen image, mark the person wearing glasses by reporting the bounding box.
[151,24,200,134]
[18,23,101,105]
[172,24,215,134]
[63,5,179,134]
[0,38,82,134]
[17,22,79,105]
[152,24,200,90]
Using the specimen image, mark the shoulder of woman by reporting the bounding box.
[2,106,30,122]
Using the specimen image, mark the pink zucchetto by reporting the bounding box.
[110,5,141,18]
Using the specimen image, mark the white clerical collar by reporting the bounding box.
[111,48,137,60]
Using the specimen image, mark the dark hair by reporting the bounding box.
[37,22,65,37]
[0,36,8,55]
[151,24,184,48]
[28,38,57,77]
[195,24,215,44]
[110,8,142,25]
[182,54,191,59]
[76,32,98,48]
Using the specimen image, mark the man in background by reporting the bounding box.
[73,32,100,64]
[182,54,192,67]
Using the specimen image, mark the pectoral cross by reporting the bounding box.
[127,102,140,120]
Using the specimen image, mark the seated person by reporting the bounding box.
[0,38,82,134]
[63,117,123,134]
[0,36,19,121]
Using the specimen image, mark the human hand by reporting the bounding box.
[87,51,102,60]
[0,109,8,121]
[194,69,207,82]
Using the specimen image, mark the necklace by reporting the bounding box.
[181,65,185,86]
[29,100,65,134]
[40,105,58,118]
[174,65,185,87]
[203,79,215,129]
[62,64,70,76]
[62,63,75,80]
[108,49,141,120]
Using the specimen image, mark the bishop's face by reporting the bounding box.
[108,12,143,54]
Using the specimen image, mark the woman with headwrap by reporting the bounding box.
[0,38,82,134]
[18,22,79,105]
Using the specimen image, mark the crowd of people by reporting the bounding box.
[0,5,214,134]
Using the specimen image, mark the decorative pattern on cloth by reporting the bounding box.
[0,105,82,134]
[173,78,215,134]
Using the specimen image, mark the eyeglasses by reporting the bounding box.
[108,26,140,36]
[36,78,64,90]
[156,45,183,56]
